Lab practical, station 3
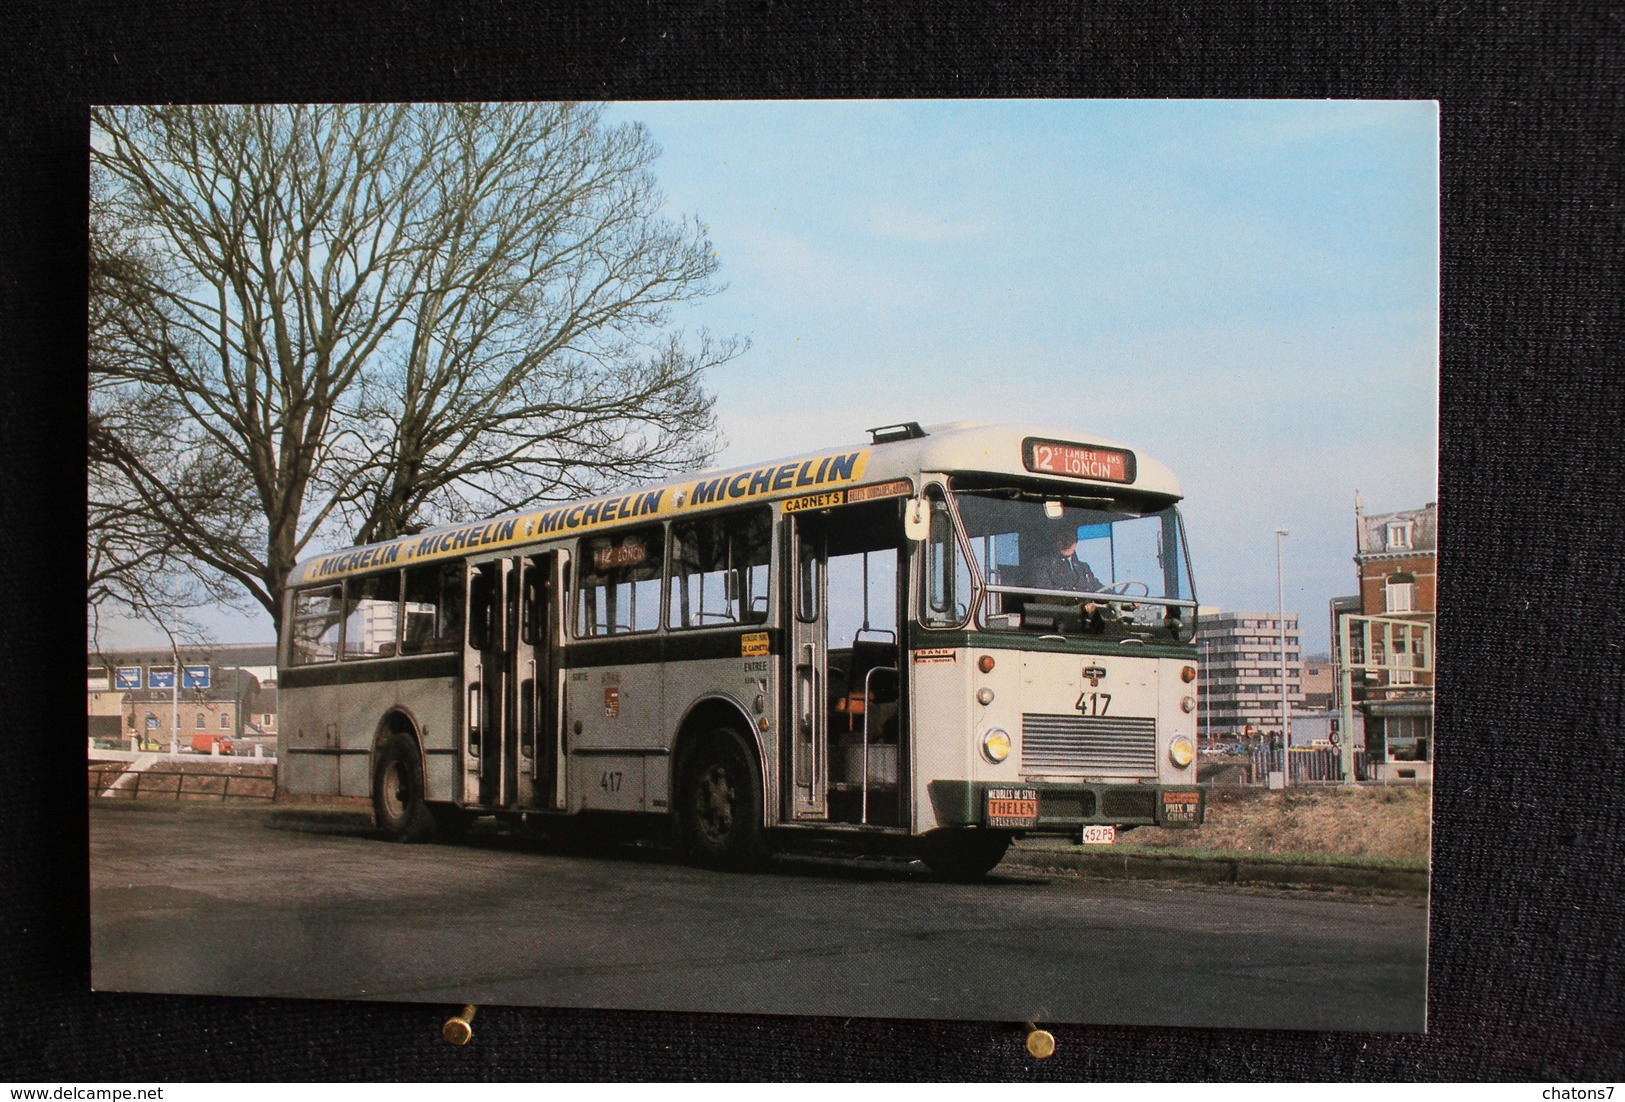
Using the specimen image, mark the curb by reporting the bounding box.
[1003,846,1428,894]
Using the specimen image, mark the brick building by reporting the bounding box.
[87,643,278,750]
[1331,499,1437,778]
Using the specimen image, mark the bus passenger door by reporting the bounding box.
[464,557,509,808]
[514,552,562,810]
[788,518,829,819]
[788,500,908,828]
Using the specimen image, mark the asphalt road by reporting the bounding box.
[89,803,1428,1031]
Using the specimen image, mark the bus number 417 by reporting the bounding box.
[1075,691,1111,717]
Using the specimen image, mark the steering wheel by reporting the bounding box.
[1099,579,1150,598]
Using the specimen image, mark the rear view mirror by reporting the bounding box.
[903,496,930,542]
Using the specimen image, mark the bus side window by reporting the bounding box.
[924,491,972,627]
[520,563,544,646]
[576,527,664,637]
[468,564,498,651]
[797,529,821,623]
[401,561,463,653]
[341,571,401,659]
[736,509,772,622]
[290,585,343,665]
[669,507,771,629]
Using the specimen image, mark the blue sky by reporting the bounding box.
[610,99,1438,654]
[101,100,1437,656]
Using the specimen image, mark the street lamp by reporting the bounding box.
[1275,527,1291,787]
[1200,637,1210,749]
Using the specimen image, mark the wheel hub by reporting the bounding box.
[696,765,735,839]
[381,762,407,820]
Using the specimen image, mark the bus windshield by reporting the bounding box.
[927,486,1198,641]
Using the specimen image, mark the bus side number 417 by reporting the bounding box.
[600,771,623,793]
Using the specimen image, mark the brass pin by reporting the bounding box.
[442,1004,477,1046]
[1024,1022,1056,1060]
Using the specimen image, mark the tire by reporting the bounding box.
[372,731,435,843]
[676,729,767,871]
[922,829,1012,882]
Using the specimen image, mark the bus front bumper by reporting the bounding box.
[928,780,1205,833]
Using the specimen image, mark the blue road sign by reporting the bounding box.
[115,667,142,690]
[148,668,175,689]
[183,665,211,689]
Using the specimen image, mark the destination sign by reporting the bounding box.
[593,541,648,571]
[1023,438,1135,484]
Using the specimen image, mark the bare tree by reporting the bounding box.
[88,181,250,643]
[90,103,736,636]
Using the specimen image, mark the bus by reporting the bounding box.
[277,421,1204,879]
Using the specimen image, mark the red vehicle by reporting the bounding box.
[190,733,234,755]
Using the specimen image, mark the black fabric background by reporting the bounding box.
[3,0,1621,1082]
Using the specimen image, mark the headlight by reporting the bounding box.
[982,727,1011,763]
[1170,735,1195,768]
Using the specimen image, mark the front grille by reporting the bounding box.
[1021,713,1158,776]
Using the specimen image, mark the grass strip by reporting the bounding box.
[1049,844,1427,873]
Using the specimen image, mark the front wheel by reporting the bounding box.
[922,829,1012,882]
[676,730,766,871]
[373,732,435,843]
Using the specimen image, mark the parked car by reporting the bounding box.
[190,733,234,755]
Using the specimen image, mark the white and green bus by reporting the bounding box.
[278,421,1204,879]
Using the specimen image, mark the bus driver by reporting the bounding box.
[1030,525,1104,593]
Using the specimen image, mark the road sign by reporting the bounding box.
[148,667,175,689]
[183,665,211,689]
[115,667,141,690]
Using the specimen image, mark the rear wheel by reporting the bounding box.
[922,829,1011,882]
[677,730,766,871]
[373,732,435,843]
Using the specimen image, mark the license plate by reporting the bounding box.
[986,787,1039,828]
[1082,824,1116,845]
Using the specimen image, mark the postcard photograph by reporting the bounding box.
[87,99,1436,1033]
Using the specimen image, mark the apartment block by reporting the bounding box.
[1197,609,1304,746]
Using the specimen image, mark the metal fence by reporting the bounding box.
[1243,746,1372,784]
[89,763,276,802]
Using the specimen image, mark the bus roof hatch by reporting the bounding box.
[867,421,927,444]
